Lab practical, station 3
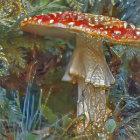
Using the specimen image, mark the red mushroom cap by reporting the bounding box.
[20,11,140,46]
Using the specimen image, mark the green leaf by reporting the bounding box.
[0,134,2,139]
[106,119,116,133]
[20,132,40,140]
[39,0,49,7]
[63,115,72,128]
[40,105,57,124]
[79,114,86,120]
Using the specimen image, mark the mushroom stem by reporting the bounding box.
[62,34,114,136]
[77,80,108,124]
[77,82,111,139]
[77,79,110,134]
[62,34,115,86]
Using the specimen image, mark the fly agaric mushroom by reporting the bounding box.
[20,11,140,137]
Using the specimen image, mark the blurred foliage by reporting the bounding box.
[0,0,140,140]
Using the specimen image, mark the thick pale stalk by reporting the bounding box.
[77,80,107,123]
[62,34,114,138]
[77,79,110,139]
[62,34,115,86]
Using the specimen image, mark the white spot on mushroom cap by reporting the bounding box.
[130,24,136,30]
[65,15,70,19]
[86,28,90,32]
[104,31,108,35]
[88,23,95,26]
[105,26,108,29]
[115,31,121,35]
[49,19,54,24]
[79,25,83,29]
[124,22,128,28]
[73,13,77,17]
[136,31,140,35]
[100,16,104,21]
[24,18,27,21]
[68,22,74,27]
[104,17,110,21]
[134,36,137,39]
[85,13,89,16]
[94,19,99,25]
[97,30,101,34]
[38,19,42,24]
[112,33,115,37]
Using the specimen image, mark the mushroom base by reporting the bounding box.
[76,79,111,139]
